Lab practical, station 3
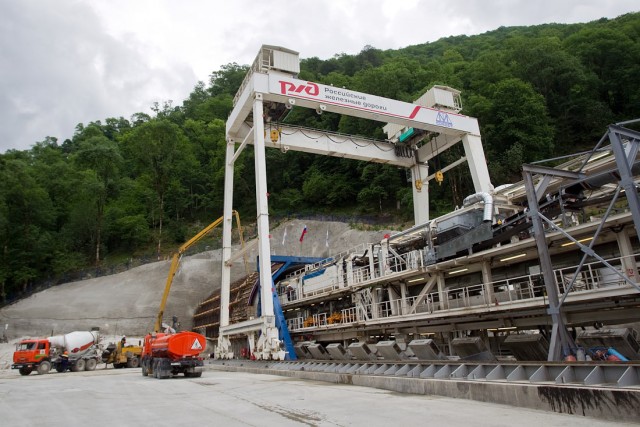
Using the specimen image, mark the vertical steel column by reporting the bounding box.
[523,169,575,361]
[370,288,379,319]
[411,164,430,225]
[437,273,446,310]
[220,138,236,329]
[608,125,640,234]
[253,94,275,318]
[400,282,408,315]
[461,133,493,194]
[616,229,639,281]
[481,261,494,305]
[367,244,376,280]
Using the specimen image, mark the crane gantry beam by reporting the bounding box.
[227,71,480,138]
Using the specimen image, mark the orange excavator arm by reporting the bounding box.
[154,210,245,332]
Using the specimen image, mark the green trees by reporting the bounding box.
[565,25,640,118]
[480,78,554,183]
[1,12,640,304]
[73,131,123,265]
[357,164,403,213]
[122,119,197,258]
[0,156,55,297]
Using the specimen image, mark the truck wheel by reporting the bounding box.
[72,359,86,372]
[127,357,140,368]
[151,359,158,378]
[85,358,97,371]
[155,359,169,379]
[142,363,148,376]
[56,365,66,373]
[37,360,51,375]
[19,367,32,376]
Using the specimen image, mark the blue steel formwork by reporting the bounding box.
[253,255,324,360]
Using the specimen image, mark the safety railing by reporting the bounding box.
[286,253,639,331]
[286,317,304,331]
[281,247,426,306]
[341,307,358,323]
[284,243,371,281]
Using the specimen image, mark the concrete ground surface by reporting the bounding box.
[0,367,632,427]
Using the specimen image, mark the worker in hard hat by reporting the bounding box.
[120,336,126,348]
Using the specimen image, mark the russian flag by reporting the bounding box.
[299,225,307,242]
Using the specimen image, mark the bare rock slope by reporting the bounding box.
[0,220,392,339]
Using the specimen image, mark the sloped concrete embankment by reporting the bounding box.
[0,219,392,339]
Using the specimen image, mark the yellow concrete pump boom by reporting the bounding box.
[154,210,245,333]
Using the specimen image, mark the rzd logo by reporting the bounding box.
[279,81,319,96]
[436,112,453,128]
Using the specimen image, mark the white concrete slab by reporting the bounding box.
[0,367,628,426]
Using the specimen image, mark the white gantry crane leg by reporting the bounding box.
[216,135,237,359]
[411,163,430,225]
[253,94,282,359]
[462,133,493,194]
[253,94,275,318]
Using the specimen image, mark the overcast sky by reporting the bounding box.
[1,0,638,153]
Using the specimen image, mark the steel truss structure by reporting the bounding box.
[524,123,640,360]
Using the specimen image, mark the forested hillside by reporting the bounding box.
[1,13,639,304]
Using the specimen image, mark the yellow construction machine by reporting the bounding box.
[154,211,246,333]
[101,339,143,368]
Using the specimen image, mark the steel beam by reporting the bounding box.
[253,94,275,318]
[608,125,640,236]
[523,168,575,361]
[232,123,414,166]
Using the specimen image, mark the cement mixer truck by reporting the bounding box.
[12,331,101,376]
[141,331,206,379]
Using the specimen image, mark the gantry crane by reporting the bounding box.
[217,45,493,360]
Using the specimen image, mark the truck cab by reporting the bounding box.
[12,339,51,375]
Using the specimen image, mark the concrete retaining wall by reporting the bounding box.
[207,363,640,422]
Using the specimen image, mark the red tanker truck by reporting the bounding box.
[141,331,206,379]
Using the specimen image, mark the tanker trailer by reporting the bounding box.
[12,330,101,375]
[141,331,206,379]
